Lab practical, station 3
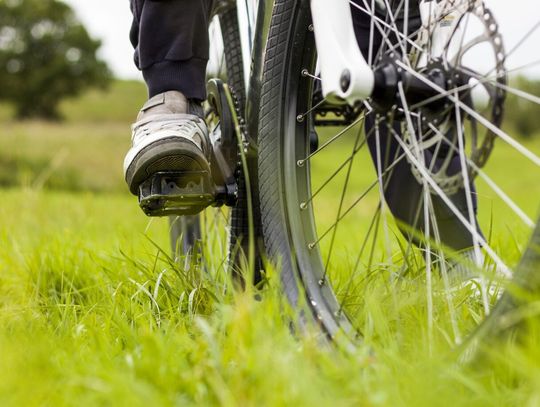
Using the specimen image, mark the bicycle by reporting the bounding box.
[140,0,540,351]
[164,1,265,283]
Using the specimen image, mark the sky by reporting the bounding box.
[62,0,539,80]
[62,0,139,79]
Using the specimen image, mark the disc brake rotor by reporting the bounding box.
[401,1,507,195]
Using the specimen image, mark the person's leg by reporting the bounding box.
[129,0,213,100]
[124,0,214,197]
[351,2,480,252]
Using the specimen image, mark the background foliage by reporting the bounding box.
[0,0,111,119]
[504,76,540,138]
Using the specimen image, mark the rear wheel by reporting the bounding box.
[258,0,540,346]
[170,4,264,282]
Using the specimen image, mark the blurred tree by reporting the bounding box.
[0,0,111,119]
[503,76,540,139]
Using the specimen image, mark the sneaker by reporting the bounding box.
[123,91,211,195]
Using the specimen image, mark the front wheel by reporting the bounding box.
[258,0,540,347]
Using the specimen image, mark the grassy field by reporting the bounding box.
[0,81,146,193]
[1,81,540,406]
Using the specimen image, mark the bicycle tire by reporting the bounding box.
[258,0,540,345]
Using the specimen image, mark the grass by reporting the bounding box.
[0,81,146,193]
[1,188,540,406]
[0,80,540,405]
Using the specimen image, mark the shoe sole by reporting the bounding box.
[125,138,210,195]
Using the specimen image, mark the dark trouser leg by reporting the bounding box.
[129,0,213,100]
[351,4,480,251]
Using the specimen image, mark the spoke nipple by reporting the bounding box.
[297,114,305,123]
[318,279,325,286]
[300,202,307,210]
[334,310,341,317]
[297,159,305,167]
[308,24,314,32]
[308,242,315,250]
[301,69,309,77]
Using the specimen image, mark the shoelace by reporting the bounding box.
[134,118,201,140]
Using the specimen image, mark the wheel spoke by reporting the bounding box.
[426,122,535,228]
[506,20,540,63]
[381,0,412,60]
[427,192,462,344]
[389,126,512,278]
[323,126,365,279]
[368,0,376,66]
[459,67,540,106]
[304,126,375,208]
[298,114,366,164]
[338,203,382,314]
[453,90,490,314]
[374,119,393,264]
[447,10,472,66]
[351,0,424,55]
[338,117,412,312]
[309,151,407,249]
[412,59,540,110]
[297,92,328,122]
[423,179,434,351]
[301,69,321,82]
[398,78,469,337]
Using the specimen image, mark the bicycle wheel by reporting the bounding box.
[170,4,264,281]
[258,0,540,346]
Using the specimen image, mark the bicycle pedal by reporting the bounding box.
[138,171,216,216]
